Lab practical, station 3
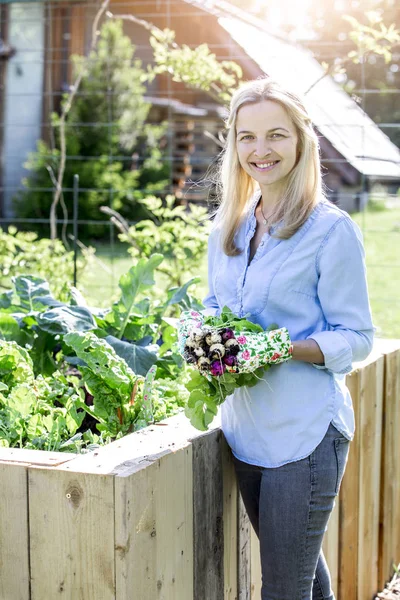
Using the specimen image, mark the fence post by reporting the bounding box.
[73,173,79,287]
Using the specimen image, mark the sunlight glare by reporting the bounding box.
[246,0,315,40]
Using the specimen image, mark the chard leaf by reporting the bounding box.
[74,397,107,424]
[113,254,164,339]
[36,306,96,335]
[105,335,158,377]
[69,287,88,307]
[80,369,123,419]
[12,275,63,312]
[65,399,85,434]
[63,331,134,397]
[121,322,147,342]
[164,277,201,307]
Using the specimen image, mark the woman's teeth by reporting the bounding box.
[251,161,279,170]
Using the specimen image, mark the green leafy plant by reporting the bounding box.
[0,254,200,450]
[116,195,212,289]
[148,27,242,104]
[306,11,400,95]
[0,340,87,451]
[0,333,189,452]
[344,11,400,65]
[0,226,92,301]
[63,331,143,437]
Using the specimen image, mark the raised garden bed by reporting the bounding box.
[0,340,399,599]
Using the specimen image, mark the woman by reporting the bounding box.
[201,79,374,599]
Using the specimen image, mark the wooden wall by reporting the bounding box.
[0,340,399,599]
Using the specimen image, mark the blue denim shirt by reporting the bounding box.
[202,194,374,468]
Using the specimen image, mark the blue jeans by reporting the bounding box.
[232,421,351,600]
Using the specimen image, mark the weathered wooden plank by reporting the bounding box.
[250,526,262,600]
[237,491,251,600]
[29,469,115,600]
[115,460,158,599]
[222,438,238,600]
[379,346,400,590]
[147,446,193,600]
[0,447,76,466]
[339,368,361,600]
[357,356,384,600]
[0,463,30,600]
[323,495,340,598]
[115,446,193,600]
[69,5,85,56]
[57,413,219,475]
[192,429,224,600]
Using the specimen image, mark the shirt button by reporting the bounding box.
[260,241,264,246]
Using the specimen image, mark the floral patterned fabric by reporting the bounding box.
[177,310,292,375]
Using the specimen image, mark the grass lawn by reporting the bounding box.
[79,204,400,339]
[353,206,400,339]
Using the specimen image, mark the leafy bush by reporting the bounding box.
[118,195,212,289]
[0,226,92,302]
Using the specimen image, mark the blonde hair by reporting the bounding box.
[210,78,325,256]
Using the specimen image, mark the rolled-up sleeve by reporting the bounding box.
[201,226,221,317]
[307,217,375,374]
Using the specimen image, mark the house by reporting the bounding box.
[1,0,399,218]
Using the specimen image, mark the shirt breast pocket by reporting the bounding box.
[270,265,320,320]
[284,253,319,300]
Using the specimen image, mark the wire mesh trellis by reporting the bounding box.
[0,0,399,336]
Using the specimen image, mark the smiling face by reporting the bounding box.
[236,99,299,198]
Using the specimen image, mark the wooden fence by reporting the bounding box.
[0,340,399,600]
